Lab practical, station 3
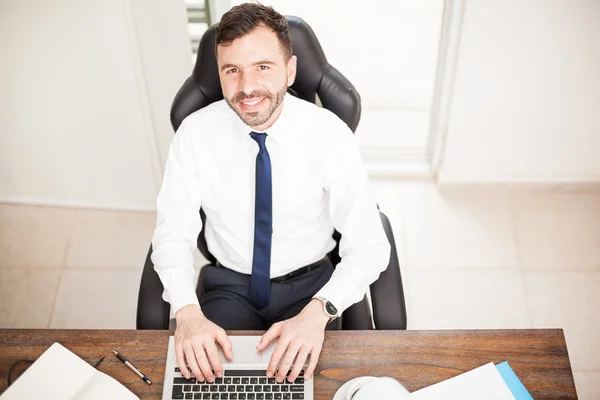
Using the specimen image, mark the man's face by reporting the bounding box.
[217,25,297,130]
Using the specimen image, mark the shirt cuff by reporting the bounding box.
[162,280,200,315]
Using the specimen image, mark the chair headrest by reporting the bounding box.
[170,16,361,133]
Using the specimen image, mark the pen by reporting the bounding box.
[111,349,152,385]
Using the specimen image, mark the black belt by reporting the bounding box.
[271,257,328,283]
[216,256,328,284]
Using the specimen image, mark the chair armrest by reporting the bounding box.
[370,212,408,330]
[136,245,171,330]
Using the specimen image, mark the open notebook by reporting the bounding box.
[0,343,138,400]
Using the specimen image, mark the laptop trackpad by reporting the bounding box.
[217,337,266,364]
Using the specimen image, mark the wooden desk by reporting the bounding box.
[0,329,577,399]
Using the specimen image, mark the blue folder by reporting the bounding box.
[496,362,533,400]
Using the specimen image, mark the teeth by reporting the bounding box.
[242,99,261,106]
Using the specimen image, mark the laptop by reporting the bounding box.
[162,336,313,400]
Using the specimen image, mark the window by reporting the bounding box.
[185,0,211,63]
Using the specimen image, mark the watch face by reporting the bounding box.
[325,301,338,316]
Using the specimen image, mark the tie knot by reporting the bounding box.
[250,131,267,148]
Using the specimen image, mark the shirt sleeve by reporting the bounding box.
[313,118,391,315]
[151,121,203,314]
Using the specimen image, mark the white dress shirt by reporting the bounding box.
[151,94,390,316]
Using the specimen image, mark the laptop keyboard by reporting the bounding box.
[171,368,306,400]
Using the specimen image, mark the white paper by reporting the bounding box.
[1,343,139,400]
[410,362,515,400]
[73,369,139,400]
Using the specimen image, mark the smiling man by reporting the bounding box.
[151,2,390,388]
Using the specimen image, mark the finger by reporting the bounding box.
[266,335,290,379]
[215,329,233,361]
[191,341,212,383]
[257,322,282,351]
[204,339,223,379]
[289,345,310,382]
[277,341,302,383]
[304,344,322,380]
[183,341,204,382]
[175,340,190,379]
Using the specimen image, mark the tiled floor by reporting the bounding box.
[1,181,599,397]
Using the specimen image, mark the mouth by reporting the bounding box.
[239,97,266,110]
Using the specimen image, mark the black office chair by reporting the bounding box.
[136,16,407,331]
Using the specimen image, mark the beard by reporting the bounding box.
[225,85,287,128]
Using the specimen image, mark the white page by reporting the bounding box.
[410,362,515,400]
[0,343,138,400]
[73,371,139,400]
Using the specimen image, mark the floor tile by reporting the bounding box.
[49,268,141,329]
[524,271,600,370]
[0,268,62,328]
[510,191,600,270]
[573,370,600,400]
[0,204,74,268]
[65,209,155,268]
[403,267,531,330]
[398,183,519,268]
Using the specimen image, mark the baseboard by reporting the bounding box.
[0,196,156,213]
[437,180,600,192]
[0,150,434,211]
[4,180,597,215]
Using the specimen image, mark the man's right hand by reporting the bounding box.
[175,304,233,382]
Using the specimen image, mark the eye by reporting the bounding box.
[259,65,269,71]
[226,68,238,74]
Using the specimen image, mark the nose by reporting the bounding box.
[238,71,259,98]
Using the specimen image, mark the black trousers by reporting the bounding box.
[196,257,340,330]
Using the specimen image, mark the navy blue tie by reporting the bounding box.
[249,132,272,309]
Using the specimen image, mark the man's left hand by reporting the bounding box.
[256,299,330,382]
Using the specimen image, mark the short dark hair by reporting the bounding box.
[215,3,293,62]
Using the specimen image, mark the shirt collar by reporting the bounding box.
[231,93,293,145]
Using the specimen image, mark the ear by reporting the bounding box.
[286,55,297,87]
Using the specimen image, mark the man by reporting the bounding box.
[151,2,390,388]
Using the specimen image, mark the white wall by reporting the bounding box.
[129,0,193,167]
[438,0,600,183]
[0,0,192,210]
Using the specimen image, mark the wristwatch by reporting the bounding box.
[313,296,338,322]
